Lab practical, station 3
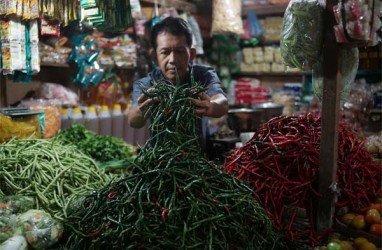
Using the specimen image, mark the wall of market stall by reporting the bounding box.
[0,0,381,249]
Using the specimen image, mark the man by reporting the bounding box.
[127,17,228,147]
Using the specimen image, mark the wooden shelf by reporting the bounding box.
[234,71,303,77]
[140,0,198,13]
[242,4,288,16]
[40,62,70,68]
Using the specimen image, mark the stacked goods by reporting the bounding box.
[240,46,297,73]
[63,76,288,249]
[223,113,382,246]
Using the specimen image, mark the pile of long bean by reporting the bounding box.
[223,113,382,246]
[64,78,288,249]
[0,138,113,221]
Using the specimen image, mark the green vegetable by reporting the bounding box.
[64,77,288,249]
[0,139,113,220]
[280,0,324,70]
[54,124,136,165]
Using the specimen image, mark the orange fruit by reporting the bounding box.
[369,223,382,236]
[341,213,356,225]
[365,208,381,224]
[354,237,368,248]
[359,242,377,250]
[339,240,353,250]
[351,215,366,229]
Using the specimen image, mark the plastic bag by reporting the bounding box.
[211,0,244,35]
[342,79,374,132]
[333,0,381,46]
[34,83,79,106]
[280,0,325,70]
[312,47,359,104]
[248,10,263,38]
[16,209,63,250]
[0,196,35,243]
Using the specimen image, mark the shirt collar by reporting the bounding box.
[150,64,194,85]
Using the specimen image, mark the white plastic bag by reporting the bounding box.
[211,0,244,35]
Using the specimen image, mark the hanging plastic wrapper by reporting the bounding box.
[187,15,204,55]
[70,38,104,88]
[333,0,381,46]
[313,47,359,104]
[342,79,374,132]
[280,0,325,70]
[211,0,244,35]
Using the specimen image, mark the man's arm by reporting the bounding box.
[193,92,228,118]
[127,106,146,128]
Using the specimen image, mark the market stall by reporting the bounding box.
[0,0,381,249]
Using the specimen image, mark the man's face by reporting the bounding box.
[154,31,196,84]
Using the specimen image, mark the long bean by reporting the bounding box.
[0,138,113,220]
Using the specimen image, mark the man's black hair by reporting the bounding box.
[151,17,193,51]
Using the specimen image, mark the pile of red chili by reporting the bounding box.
[223,113,382,246]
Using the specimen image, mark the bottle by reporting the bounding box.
[84,106,99,133]
[112,104,124,139]
[60,108,71,130]
[70,107,84,125]
[98,105,112,135]
[123,102,135,144]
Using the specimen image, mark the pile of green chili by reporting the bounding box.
[64,78,288,249]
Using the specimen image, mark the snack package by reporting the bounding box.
[280,0,325,70]
[16,209,63,250]
[211,0,244,35]
[0,108,42,143]
[20,99,61,138]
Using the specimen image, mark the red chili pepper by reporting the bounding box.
[107,191,118,200]
[87,226,104,238]
[161,208,169,222]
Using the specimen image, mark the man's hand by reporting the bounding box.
[128,88,159,128]
[192,92,228,118]
[137,90,159,115]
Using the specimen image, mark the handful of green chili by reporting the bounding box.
[280,0,324,70]
[64,77,288,249]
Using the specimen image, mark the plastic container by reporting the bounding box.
[70,107,84,125]
[60,108,72,130]
[112,104,124,139]
[84,106,99,133]
[98,105,112,136]
[123,104,134,144]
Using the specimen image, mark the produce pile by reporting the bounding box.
[0,138,113,221]
[64,79,288,249]
[223,113,382,246]
[54,124,136,169]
